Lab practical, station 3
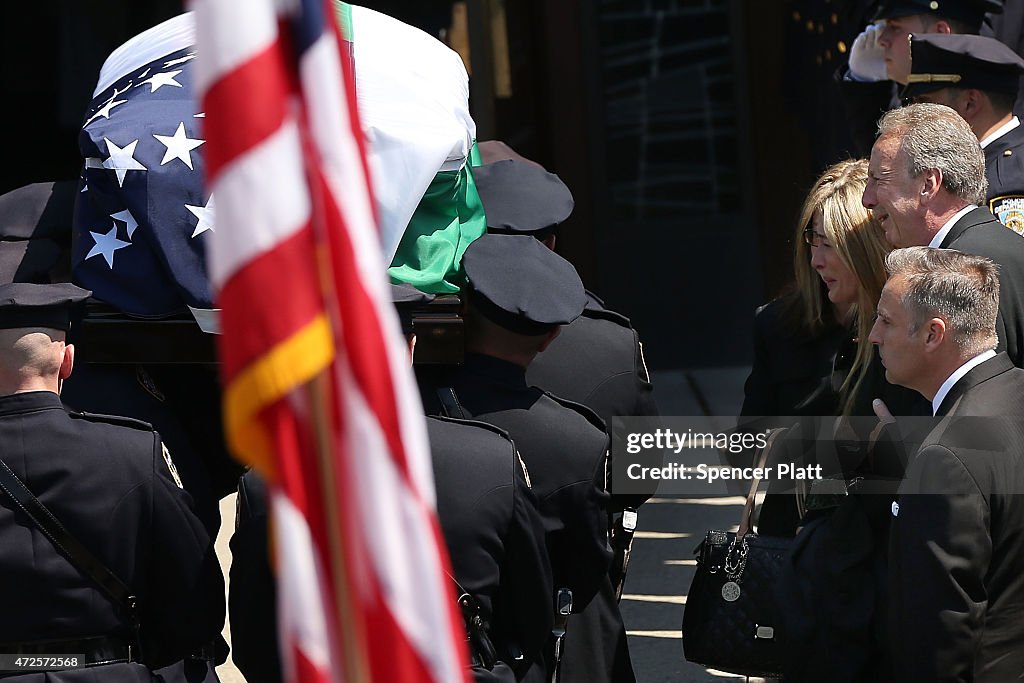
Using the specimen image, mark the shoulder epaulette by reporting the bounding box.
[427,414,515,445]
[543,392,607,432]
[69,410,155,432]
[427,415,532,487]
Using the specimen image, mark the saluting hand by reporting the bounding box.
[848,22,888,82]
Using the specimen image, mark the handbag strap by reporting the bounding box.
[0,457,139,626]
[736,427,785,538]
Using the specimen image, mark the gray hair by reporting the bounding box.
[876,103,988,205]
[885,246,999,355]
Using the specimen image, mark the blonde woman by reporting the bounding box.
[796,158,894,416]
[741,158,922,535]
[743,159,891,416]
[738,160,931,683]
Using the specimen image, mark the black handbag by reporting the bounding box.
[682,428,790,677]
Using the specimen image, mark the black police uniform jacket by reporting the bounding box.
[888,353,1024,682]
[527,293,658,425]
[527,295,649,683]
[985,123,1024,234]
[424,354,613,601]
[429,416,553,682]
[421,354,614,679]
[940,207,1024,367]
[0,391,225,682]
[229,416,554,683]
[61,364,223,536]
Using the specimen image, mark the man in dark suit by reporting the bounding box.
[868,246,1024,681]
[863,102,1024,366]
[0,282,225,682]
[903,34,1024,225]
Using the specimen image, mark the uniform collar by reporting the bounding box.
[0,390,65,416]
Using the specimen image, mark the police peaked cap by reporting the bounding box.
[0,282,91,332]
[904,33,1024,98]
[462,234,585,335]
[474,160,575,237]
[873,0,1002,25]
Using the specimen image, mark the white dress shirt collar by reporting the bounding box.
[929,204,978,248]
[932,349,998,415]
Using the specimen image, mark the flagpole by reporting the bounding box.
[306,371,372,683]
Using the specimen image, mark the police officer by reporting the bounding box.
[472,157,659,425]
[0,180,224,536]
[904,33,1024,231]
[231,421,554,683]
[418,234,630,681]
[472,159,652,682]
[231,284,554,683]
[0,283,225,682]
[840,0,1002,155]
[428,415,554,682]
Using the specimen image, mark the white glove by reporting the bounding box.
[847,22,888,82]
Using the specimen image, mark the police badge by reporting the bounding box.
[990,195,1024,236]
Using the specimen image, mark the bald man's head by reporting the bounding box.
[0,328,74,396]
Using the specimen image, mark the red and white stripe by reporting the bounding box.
[192,1,469,681]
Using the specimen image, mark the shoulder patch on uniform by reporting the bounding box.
[544,392,607,431]
[162,442,185,489]
[989,195,1024,235]
[515,448,532,489]
[69,410,155,431]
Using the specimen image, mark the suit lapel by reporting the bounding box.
[936,353,1015,416]
[940,207,1000,248]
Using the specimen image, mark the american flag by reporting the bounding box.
[74,20,213,319]
[193,1,469,683]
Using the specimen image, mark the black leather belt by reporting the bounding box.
[0,635,132,668]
